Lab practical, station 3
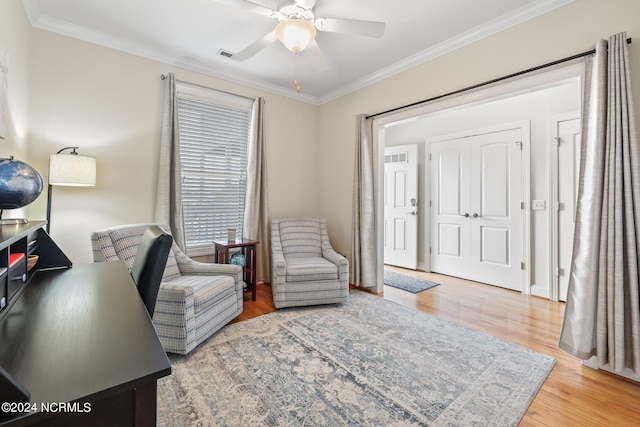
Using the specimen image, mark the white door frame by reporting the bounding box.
[370,64,584,294]
[549,111,581,301]
[426,121,531,293]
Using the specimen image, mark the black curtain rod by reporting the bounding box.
[366,37,632,120]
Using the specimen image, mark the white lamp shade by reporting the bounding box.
[49,154,96,186]
[275,19,316,53]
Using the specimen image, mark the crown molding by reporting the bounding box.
[20,0,41,24]
[22,0,573,106]
[317,0,575,104]
[21,1,317,104]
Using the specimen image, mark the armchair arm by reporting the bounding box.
[322,247,349,280]
[319,219,348,280]
[90,231,119,262]
[323,247,348,267]
[272,252,286,285]
[173,247,242,283]
[271,220,286,285]
[153,282,198,354]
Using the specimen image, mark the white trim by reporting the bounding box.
[423,144,431,273]
[176,81,253,110]
[549,110,581,302]
[186,243,215,258]
[21,0,574,106]
[20,0,41,23]
[318,0,575,104]
[23,10,318,104]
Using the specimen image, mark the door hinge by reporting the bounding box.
[429,200,432,207]
[558,267,565,277]
[515,141,523,150]
[521,262,525,270]
[429,153,432,160]
[521,202,525,210]
[429,247,432,254]
[555,136,562,147]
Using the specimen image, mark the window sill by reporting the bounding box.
[186,244,215,258]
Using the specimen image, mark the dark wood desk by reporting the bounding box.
[213,239,259,301]
[0,261,171,426]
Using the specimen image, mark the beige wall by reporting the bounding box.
[0,0,31,199]
[25,30,320,264]
[3,0,640,272]
[318,0,640,267]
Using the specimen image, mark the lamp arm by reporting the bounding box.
[56,147,79,155]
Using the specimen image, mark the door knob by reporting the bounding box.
[408,211,418,216]
[461,212,469,217]
[472,213,481,218]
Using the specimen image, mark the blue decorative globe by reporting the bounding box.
[229,253,246,267]
[0,157,44,210]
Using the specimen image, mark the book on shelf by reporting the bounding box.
[9,253,25,268]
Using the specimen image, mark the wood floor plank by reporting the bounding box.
[234,270,640,425]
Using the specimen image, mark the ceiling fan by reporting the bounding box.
[216,0,386,61]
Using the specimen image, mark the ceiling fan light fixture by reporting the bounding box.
[275,18,316,53]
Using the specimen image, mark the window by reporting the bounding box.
[176,83,253,255]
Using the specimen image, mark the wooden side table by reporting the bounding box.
[213,239,259,301]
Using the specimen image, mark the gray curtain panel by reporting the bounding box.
[243,97,271,284]
[154,73,186,250]
[559,32,640,376]
[350,114,377,288]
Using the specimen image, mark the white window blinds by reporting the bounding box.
[176,83,253,252]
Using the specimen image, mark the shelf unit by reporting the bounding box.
[0,221,72,314]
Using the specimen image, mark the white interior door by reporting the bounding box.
[384,144,418,269]
[431,126,523,291]
[469,129,523,290]
[430,138,471,277]
[556,115,581,301]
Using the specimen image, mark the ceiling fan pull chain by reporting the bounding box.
[294,53,302,93]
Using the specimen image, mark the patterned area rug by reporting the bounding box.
[384,269,440,293]
[157,291,555,426]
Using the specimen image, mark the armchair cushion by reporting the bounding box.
[279,220,323,258]
[285,257,339,283]
[167,275,237,314]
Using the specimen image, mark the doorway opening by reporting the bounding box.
[376,64,583,297]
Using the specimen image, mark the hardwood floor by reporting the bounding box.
[233,270,640,426]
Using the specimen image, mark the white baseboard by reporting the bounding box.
[530,283,549,299]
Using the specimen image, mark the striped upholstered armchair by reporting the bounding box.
[271,218,349,309]
[91,223,243,354]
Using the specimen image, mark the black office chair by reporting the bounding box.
[130,226,173,317]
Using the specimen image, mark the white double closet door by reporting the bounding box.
[430,126,523,291]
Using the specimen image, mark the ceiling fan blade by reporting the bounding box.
[294,0,318,11]
[315,17,385,38]
[232,31,278,61]
[212,0,277,18]
[303,39,330,72]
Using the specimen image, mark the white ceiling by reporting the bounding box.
[21,0,573,104]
